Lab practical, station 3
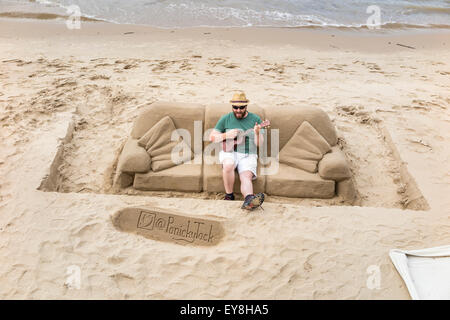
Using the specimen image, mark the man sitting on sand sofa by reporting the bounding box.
[113,97,357,205]
[209,92,266,210]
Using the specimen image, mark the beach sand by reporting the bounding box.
[0,18,449,299]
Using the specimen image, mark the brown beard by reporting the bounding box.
[233,109,247,119]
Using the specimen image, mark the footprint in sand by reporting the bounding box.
[89,75,110,80]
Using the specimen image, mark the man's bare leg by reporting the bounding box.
[240,170,265,210]
[222,159,235,194]
[239,170,254,198]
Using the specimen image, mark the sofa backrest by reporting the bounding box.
[130,101,205,154]
[130,101,337,159]
[264,105,337,156]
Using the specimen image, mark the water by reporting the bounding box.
[1,0,449,29]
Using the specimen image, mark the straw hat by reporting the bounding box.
[229,91,249,106]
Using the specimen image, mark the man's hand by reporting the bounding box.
[224,129,239,140]
[253,122,263,147]
[209,129,239,143]
[253,122,261,135]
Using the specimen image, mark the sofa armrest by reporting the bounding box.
[337,178,357,204]
[117,137,151,173]
[318,146,351,181]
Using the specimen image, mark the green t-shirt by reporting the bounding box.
[214,111,263,154]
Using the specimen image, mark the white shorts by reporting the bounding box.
[219,151,258,180]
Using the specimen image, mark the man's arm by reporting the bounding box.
[253,122,264,147]
[209,115,238,143]
[209,129,239,143]
[209,129,225,143]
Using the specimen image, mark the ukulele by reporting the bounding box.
[221,120,271,152]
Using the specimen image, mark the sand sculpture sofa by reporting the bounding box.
[113,101,356,202]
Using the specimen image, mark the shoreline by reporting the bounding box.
[1,17,449,55]
[1,0,449,31]
[2,11,450,31]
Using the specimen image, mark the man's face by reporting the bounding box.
[232,105,247,119]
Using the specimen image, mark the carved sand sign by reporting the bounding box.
[111,207,224,246]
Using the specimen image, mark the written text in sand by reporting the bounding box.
[112,207,224,246]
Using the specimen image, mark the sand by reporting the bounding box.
[0,18,449,299]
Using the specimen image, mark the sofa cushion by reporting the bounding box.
[117,138,151,173]
[265,160,335,198]
[203,156,265,194]
[279,121,331,173]
[133,163,202,192]
[318,146,352,181]
[138,116,193,172]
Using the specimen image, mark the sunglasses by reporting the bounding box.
[232,105,247,110]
